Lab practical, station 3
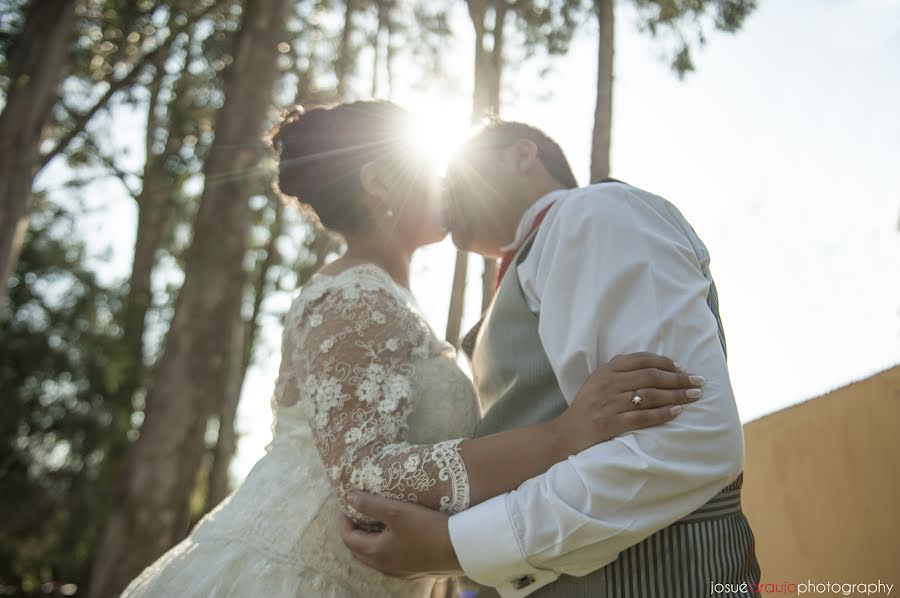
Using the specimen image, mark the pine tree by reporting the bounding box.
[590,0,757,182]
[0,0,79,309]
[86,2,294,594]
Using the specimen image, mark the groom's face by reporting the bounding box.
[443,144,524,257]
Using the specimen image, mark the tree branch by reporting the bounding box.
[37,0,225,174]
[80,134,140,197]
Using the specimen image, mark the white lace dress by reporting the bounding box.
[121,264,480,598]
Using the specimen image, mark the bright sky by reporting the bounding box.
[37,0,900,484]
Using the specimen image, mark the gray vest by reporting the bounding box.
[457,195,760,597]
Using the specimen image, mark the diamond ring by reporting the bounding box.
[631,391,643,407]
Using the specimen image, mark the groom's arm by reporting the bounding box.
[446,184,744,596]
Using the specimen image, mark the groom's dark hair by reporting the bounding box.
[462,118,579,189]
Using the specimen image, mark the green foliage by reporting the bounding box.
[0,0,30,94]
[511,0,584,57]
[631,0,757,76]
[272,0,457,102]
[0,197,126,594]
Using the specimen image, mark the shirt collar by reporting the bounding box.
[499,188,571,252]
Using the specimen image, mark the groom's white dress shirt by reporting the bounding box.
[448,182,745,597]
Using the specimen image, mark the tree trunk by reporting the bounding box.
[445,250,469,346]
[116,35,192,404]
[446,1,488,346]
[448,0,506,342]
[336,0,358,98]
[98,34,199,498]
[386,4,396,99]
[93,43,179,525]
[0,0,78,310]
[487,1,506,114]
[206,200,283,509]
[590,0,615,183]
[480,1,506,311]
[86,1,292,595]
[467,0,495,121]
[205,308,246,508]
[372,0,386,97]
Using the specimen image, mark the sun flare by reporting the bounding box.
[405,101,472,177]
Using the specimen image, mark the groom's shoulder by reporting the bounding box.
[546,182,697,249]
[555,180,667,225]
[583,180,670,207]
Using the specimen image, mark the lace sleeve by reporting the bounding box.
[296,278,470,530]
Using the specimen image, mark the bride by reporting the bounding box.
[120,101,701,597]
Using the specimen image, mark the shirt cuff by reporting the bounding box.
[448,493,559,597]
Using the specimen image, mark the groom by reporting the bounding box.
[339,120,761,597]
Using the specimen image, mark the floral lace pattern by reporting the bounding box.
[282,265,471,530]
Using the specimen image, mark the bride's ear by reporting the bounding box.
[360,161,388,199]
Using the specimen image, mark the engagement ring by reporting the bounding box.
[631,391,643,407]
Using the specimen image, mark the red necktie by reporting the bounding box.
[494,202,556,292]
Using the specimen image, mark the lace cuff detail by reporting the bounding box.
[291,271,471,529]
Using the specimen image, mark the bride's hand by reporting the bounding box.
[553,352,704,457]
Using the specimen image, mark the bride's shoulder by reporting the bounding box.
[289,261,416,316]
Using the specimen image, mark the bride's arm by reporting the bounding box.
[297,282,700,528]
[455,348,700,506]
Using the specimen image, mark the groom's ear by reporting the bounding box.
[511,138,539,174]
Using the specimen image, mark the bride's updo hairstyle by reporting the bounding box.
[269,101,414,235]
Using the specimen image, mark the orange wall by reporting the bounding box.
[741,365,900,593]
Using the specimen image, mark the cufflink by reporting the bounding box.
[512,574,535,589]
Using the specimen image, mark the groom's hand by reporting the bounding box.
[338,491,465,578]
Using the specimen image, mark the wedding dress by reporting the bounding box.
[121,263,480,598]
